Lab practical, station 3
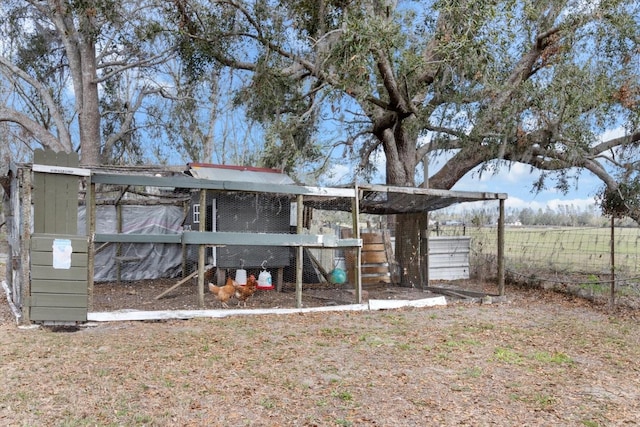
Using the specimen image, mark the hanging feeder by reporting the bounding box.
[235,259,247,285]
[257,260,274,290]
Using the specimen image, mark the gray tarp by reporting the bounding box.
[79,205,184,282]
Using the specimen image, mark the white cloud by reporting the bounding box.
[599,127,627,142]
[321,164,352,186]
[545,196,597,211]
[502,195,596,212]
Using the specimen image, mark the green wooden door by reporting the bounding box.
[30,149,88,322]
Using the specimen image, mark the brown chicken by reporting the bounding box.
[234,274,258,307]
[203,267,217,283]
[208,277,236,308]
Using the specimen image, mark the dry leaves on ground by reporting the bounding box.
[1,285,639,426]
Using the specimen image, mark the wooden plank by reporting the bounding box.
[32,149,80,235]
[94,233,182,244]
[362,276,391,284]
[94,232,360,247]
[21,165,33,323]
[306,250,331,283]
[31,266,88,281]
[32,163,90,177]
[30,307,87,322]
[44,152,63,233]
[362,265,391,274]
[155,270,198,300]
[61,160,77,232]
[358,183,508,200]
[362,251,387,264]
[33,150,47,234]
[361,233,384,244]
[92,173,357,198]
[31,279,87,294]
[31,235,88,252]
[29,293,87,308]
[60,173,79,234]
[31,251,88,268]
[362,243,385,252]
[182,231,361,248]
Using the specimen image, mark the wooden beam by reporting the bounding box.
[88,180,96,311]
[155,270,198,300]
[32,163,91,177]
[91,173,356,198]
[352,186,362,303]
[94,234,182,244]
[182,231,360,247]
[198,189,206,308]
[296,194,304,308]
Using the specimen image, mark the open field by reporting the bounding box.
[1,282,640,426]
[467,227,640,296]
[469,226,640,274]
[465,226,640,308]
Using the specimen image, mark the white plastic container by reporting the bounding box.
[257,270,273,290]
[235,269,247,285]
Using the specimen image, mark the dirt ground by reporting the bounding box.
[90,277,482,312]
[2,264,640,425]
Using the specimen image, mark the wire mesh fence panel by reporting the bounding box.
[60,163,640,313]
[88,179,374,312]
[470,225,640,307]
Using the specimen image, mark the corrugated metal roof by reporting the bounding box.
[186,163,296,185]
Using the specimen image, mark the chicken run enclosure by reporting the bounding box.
[3,151,507,324]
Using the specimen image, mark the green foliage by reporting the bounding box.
[2,0,640,197]
[596,179,640,218]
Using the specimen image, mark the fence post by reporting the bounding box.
[296,194,304,308]
[610,216,615,307]
[497,199,505,296]
[198,189,206,308]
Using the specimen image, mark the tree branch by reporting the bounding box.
[0,107,69,152]
[0,55,72,151]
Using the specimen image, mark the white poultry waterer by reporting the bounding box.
[235,269,247,285]
[235,260,247,285]
[257,260,273,290]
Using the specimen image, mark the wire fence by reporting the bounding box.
[14,168,636,313]
[439,224,640,308]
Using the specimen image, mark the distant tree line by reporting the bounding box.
[432,205,639,228]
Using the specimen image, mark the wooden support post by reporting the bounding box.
[87,180,96,311]
[497,198,505,296]
[352,185,362,304]
[197,189,206,308]
[116,203,123,282]
[182,200,189,279]
[296,194,304,308]
[20,167,31,324]
[422,161,429,291]
[276,267,284,292]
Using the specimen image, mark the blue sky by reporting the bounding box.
[448,127,628,212]
[325,127,630,214]
[325,159,600,213]
[449,162,599,212]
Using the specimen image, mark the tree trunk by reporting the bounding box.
[376,118,426,286]
[78,39,101,166]
[50,2,102,166]
[395,212,428,287]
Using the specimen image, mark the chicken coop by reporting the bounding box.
[182,163,297,287]
[2,149,507,324]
